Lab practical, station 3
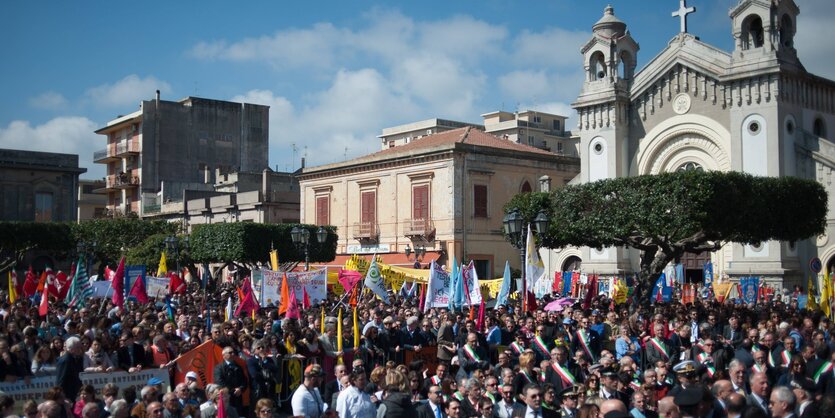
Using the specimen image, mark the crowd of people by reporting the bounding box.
[1,272,835,418]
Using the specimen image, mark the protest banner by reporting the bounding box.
[426,262,451,308]
[173,340,223,387]
[124,265,147,297]
[258,269,327,307]
[145,276,170,298]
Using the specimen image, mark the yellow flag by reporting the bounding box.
[320,306,325,335]
[808,276,819,312]
[8,271,16,304]
[353,307,360,348]
[270,249,279,271]
[157,252,168,277]
[820,271,831,317]
[337,308,344,365]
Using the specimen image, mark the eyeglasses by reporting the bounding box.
[259,409,272,414]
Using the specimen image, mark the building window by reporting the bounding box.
[412,185,429,221]
[528,136,535,145]
[521,181,532,193]
[34,192,53,222]
[553,120,561,132]
[557,142,564,154]
[532,115,542,124]
[473,259,490,280]
[315,196,329,226]
[361,191,376,225]
[473,185,488,218]
[814,118,827,138]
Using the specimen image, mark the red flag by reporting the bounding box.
[112,257,125,308]
[553,272,562,293]
[526,291,538,311]
[57,270,71,300]
[337,269,362,295]
[217,387,227,418]
[234,285,259,317]
[302,287,311,310]
[37,268,51,293]
[169,272,186,294]
[38,287,48,316]
[582,274,598,310]
[349,284,358,307]
[104,265,114,281]
[278,273,290,316]
[418,284,426,312]
[173,340,222,386]
[23,266,37,297]
[476,300,485,331]
[128,274,149,304]
[46,271,60,298]
[286,288,300,319]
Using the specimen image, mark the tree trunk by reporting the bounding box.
[636,248,678,308]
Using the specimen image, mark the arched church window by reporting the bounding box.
[814,118,827,138]
[618,51,632,80]
[590,52,606,81]
[745,16,764,49]
[779,14,793,48]
[677,162,704,172]
[521,181,532,193]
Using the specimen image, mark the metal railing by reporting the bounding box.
[352,222,377,239]
[106,175,140,188]
[404,218,434,236]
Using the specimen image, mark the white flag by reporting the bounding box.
[525,224,545,292]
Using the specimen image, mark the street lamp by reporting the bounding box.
[164,235,189,274]
[405,244,426,262]
[292,226,328,271]
[502,208,549,313]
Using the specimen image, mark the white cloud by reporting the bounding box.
[28,91,68,110]
[85,75,172,108]
[391,53,486,119]
[498,70,551,102]
[0,117,103,178]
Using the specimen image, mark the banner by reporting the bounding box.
[0,369,169,413]
[258,269,328,307]
[426,262,451,308]
[173,340,223,387]
[145,276,170,298]
[714,282,733,303]
[704,262,713,289]
[91,281,114,298]
[124,265,147,296]
[740,277,760,305]
[462,261,483,305]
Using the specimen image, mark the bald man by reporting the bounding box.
[658,396,680,418]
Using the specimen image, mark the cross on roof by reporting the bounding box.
[672,0,696,33]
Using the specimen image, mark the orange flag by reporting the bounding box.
[278,273,290,315]
[173,340,223,387]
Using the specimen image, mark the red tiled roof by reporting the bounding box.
[370,126,555,158]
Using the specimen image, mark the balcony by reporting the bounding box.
[93,142,140,164]
[106,174,140,189]
[113,141,140,158]
[352,221,378,241]
[93,148,118,163]
[404,218,436,241]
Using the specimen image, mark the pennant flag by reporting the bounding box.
[320,306,325,335]
[741,277,760,305]
[353,307,360,348]
[704,262,714,289]
[173,340,223,386]
[65,256,94,308]
[165,296,175,322]
[270,249,279,271]
[23,266,37,297]
[224,297,232,322]
[496,261,511,307]
[112,256,125,308]
[808,276,819,312]
[278,273,291,316]
[201,263,211,290]
[363,255,389,303]
[39,285,48,316]
[337,308,344,363]
[286,288,300,319]
[235,285,259,317]
[448,256,459,311]
[8,271,16,304]
[338,269,362,295]
[476,300,485,332]
[302,287,311,310]
[128,274,149,304]
[183,268,193,284]
[157,252,168,277]
[525,224,545,293]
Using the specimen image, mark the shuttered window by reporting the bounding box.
[315,196,329,226]
[473,185,488,218]
[412,185,429,220]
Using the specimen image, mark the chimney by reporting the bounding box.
[155,89,160,104]
[300,157,305,169]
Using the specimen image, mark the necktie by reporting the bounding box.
[435,406,442,418]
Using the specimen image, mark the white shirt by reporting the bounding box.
[291,383,325,418]
[524,406,542,418]
[335,386,375,418]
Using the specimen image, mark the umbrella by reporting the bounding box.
[544,297,575,312]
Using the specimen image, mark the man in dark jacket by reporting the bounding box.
[117,332,148,372]
[55,336,84,402]
[246,340,279,403]
[213,347,248,414]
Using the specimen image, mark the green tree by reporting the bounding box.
[504,171,827,299]
[0,222,75,273]
[71,219,179,272]
[125,233,191,274]
[188,223,337,273]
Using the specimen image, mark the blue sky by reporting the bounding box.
[1,0,833,179]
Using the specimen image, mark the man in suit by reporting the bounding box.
[322,364,347,411]
[55,336,84,402]
[645,323,677,368]
[511,383,559,418]
[745,372,770,416]
[570,315,600,364]
[457,332,489,381]
[558,386,580,418]
[598,367,628,404]
[116,332,147,372]
[417,385,447,418]
[728,360,749,395]
[495,383,520,418]
[790,378,820,418]
[545,346,583,392]
[460,379,487,418]
[401,316,429,354]
[213,347,248,415]
[723,316,744,349]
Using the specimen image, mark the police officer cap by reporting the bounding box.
[673,360,697,375]
[559,386,579,398]
[674,387,702,407]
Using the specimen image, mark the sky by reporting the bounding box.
[1,0,833,180]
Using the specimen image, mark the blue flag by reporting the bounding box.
[453,260,465,310]
[562,272,573,295]
[703,262,713,289]
[201,263,211,290]
[448,256,458,311]
[496,261,511,307]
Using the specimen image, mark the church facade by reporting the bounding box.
[552,1,835,286]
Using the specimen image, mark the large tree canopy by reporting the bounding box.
[505,171,827,298]
[0,222,75,273]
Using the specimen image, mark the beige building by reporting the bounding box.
[77,179,107,221]
[378,118,483,150]
[0,148,86,222]
[482,110,579,157]
[299,127,580,278]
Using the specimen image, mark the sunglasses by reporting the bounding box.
[259,409,272,414]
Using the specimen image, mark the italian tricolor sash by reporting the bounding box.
[752,364,765,374]
[510,342,525,355]
[705,363,716,377]
[751,345,761,353]
[577,330,596,361]
[463,345,481,362]
[814,361,833,383]
[431,375,441,385]
[521,370,534,383]
[649,338,670,361]
[781,351,792,366]
[552,362,576,386]
[533,336,550,354]
[486,392,497,403]
[629,380,641,391]
[540,371,546,382]
[696,352,709,363]
[453,391,464,401]
[768,351,777,367]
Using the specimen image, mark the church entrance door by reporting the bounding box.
[680,251,710,283]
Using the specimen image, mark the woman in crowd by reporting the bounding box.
[30,346,57,376]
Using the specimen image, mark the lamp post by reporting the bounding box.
[405,244,426,267]
[292,226,328,271]
[502,208,549,313]
[164,235,189,274]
